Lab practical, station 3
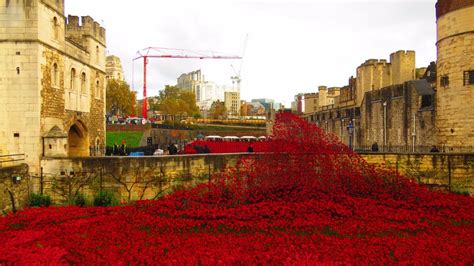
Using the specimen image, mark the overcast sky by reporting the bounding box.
[65,0,437,106]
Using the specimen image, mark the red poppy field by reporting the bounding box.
[1,113,473,264]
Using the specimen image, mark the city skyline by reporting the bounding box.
[66,0,437,106]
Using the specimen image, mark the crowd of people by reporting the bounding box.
[111,141,127,156]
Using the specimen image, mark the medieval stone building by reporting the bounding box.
[0,0,106,175]
[106,55,124,81]
[435,0,474,147]
[303,0,474,152]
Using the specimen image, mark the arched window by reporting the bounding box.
[53,17,59,39]
[70,68,76,91]
[52,63,58,87]
[96,80,100,98]
[96,46,100,64]
[81,72,86,94]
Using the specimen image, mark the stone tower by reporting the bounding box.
[0,0,107,174]
[106,55,125,81]
[435,0,474,147]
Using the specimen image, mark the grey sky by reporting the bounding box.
[65,0,437,106]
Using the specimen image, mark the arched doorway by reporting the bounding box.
[68,121,89,156]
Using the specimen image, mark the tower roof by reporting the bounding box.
[436,0,474,19]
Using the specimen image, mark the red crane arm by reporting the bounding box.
[133,47,242,119]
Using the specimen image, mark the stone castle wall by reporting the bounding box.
[355,51,415,107]
[0,0,106,175]
[360,152,474,194]
[360,83,437,150]
[39,154,243,205]
[0,164,30,215]
[436,3,474,146]
[1,153,472,213]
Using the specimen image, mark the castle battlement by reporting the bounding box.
[318,86,327,91]
[390,50,415,61]
[360,59,391,68]
[66,15,106,46]
[41,0,65,15]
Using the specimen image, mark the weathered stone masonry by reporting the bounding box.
[0,0,107,176]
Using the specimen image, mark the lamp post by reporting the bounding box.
[383,102,387,152]
[347,120,354,149]
[412,113,416,153]
[341,118,345,143]
[352,118,356,149]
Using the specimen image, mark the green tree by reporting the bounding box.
[209,100,227,119]
[152,85,200,120]
[106,80,136,116]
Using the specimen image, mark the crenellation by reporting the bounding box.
[65,15,106,47]
[66,15,79,28]
[0,0,106,175]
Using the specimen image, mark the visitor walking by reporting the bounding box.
[371,142,379,152]
[168,144,178,155]
[247,144,254,153]
[430,145,440,152]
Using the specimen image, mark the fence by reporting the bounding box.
[0,154,25,168]
[355,145,474,153]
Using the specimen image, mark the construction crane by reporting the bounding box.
[133,47,242,119]
[230,34,248,88]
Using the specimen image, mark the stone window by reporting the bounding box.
[70,68,76,91]
[440,75,449,87]
[96,46,100,64]
[81,72,86,94]
[52,63,59,87]
[464,70,474,86]
[421,95,433,108]
[96,80,100,99]
[53,17,59,39]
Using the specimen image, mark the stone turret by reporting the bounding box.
[435,0,474,146]
[390,50,416,85]
[66,15,106,47]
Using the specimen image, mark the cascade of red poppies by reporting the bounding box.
[0,113,473,264]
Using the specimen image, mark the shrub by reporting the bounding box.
[74,193,87,207]
[93,190,118,207]
[29,193,52,207]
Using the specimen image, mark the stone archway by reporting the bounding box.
[68,121,89,157]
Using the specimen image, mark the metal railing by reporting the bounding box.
[0,153,25,167]
[354,145,474,153]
